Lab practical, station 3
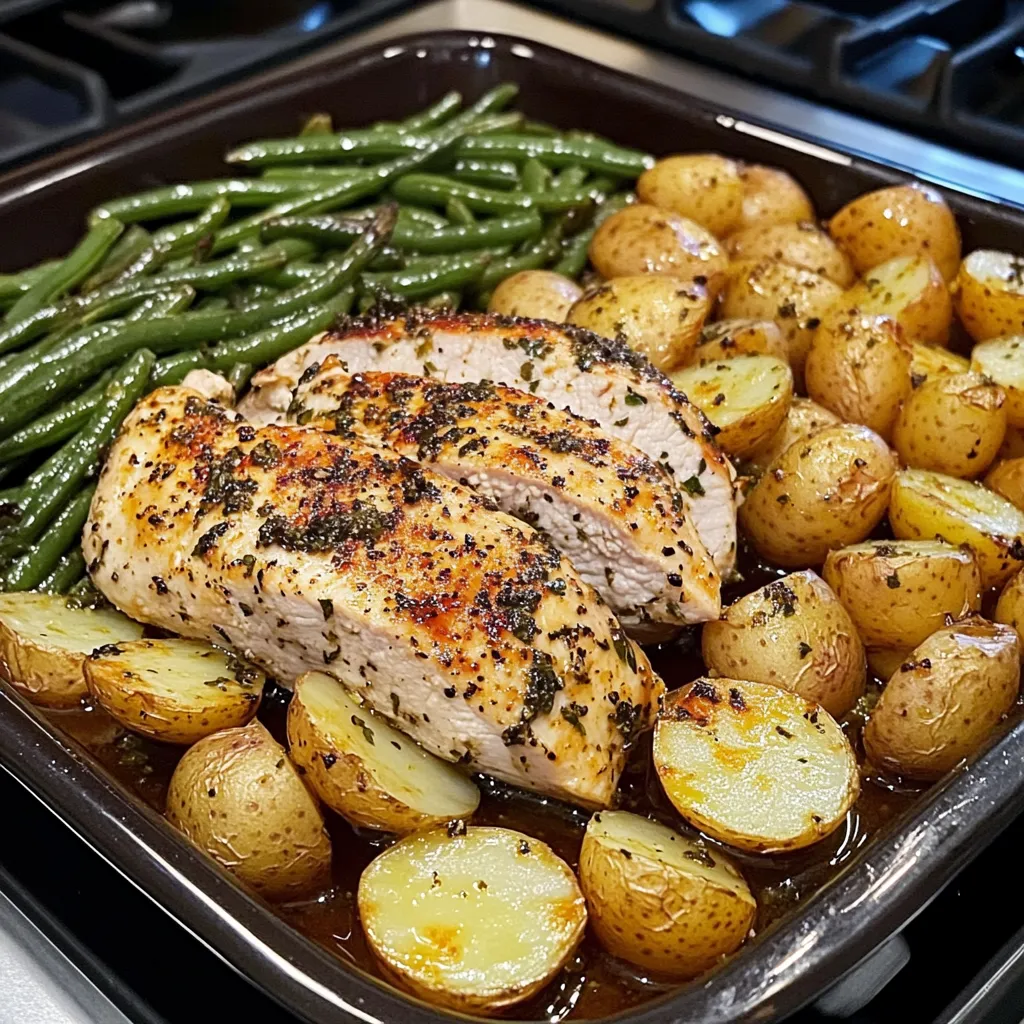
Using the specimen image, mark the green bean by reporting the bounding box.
[400,91,462,132]
[391,174,592,214]
[81,226,153,292]
[260,214,365,249]
[0,262,59,302]
[300,112,333,136]
[394,210,542,253]
[554,165,588,190]
[128,248,288,292]
[38,548,86,594]
[362,252,490,300]
[123,287,195,321]
[395,205,448,229]
[5,220,125,324]
[227,362,254,394]
[475,213,570,293]
[449,158,520,189]
[424,291,461,311]
[457,134,652,176]
[521,158,552,193]
[261,166,367,183]
[150,350,211,387]
[521,120,560,137]
[151,198,233,255]
[552,192,633,277]
[445,197,476,226]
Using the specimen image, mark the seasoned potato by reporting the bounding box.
[995,569,1024,653]
[891,373,1006,478]
[669,355,792,458]
[864,617,1019,780]
[823,540,982,650]
[827,183,961,282]
[727,221,855,287]
[866,646,912,682]
[971,336,1024,427]
[744,397,840,476]
[654,678,859,853]
[358,826,585,1013]
[889,468,1024,588]
[166,720,332,901]
[0,593,143,709]
[910,341,969,384]
[986,458,1024,510]
[567,275,710,371]
[84,638,263,744]
[636,154,743,237]
[588,204,728,292]
[804,312,911,440]
[578,811,755,977]
[487,270,582,322]
[694,318,788,364]
[739,424,898,567]
[702,570,865,717]
[1000,426,1024,460]
[287,671,479,833]
[736,164,815,230]
[954,251,1024,342]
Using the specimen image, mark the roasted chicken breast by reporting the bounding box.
[84,387,662,807]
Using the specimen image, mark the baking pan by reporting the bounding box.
[2,29,1024,1024]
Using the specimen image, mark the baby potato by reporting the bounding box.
[636,154,743,237]
[864,617,1019,781]
[736,164,815,230]
[287,671,480,833]
[726,221,855,287]
[954,250,1024,342]
[702,570,865,717]
[358,826,585,1013]
[986,458,1024,510]
[827,183,961,282]
[910,341,970,385]
[487,270,582,322]
[892,372,1006,479]
[995,568,1024,652]
[804,312,911,441]
[166,720,332,901]
[84,638,263,744]
[695,318,788,364]
[822,540,982,650]
[654,678,860,853]
[567,274,710,371]
[739,424,898,567]
[669,354,792,458]
[744,397,840,476]
[578,810,755,978]
[1000,427,1024,460]
[971,336,1024,427]
[889,468,1024,588]
[588,204,729,292]
[866,646,912,682]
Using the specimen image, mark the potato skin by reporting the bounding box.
[739,424,898,567]
[954,251,1024,342]
[744,397,840,476]
[823,540,982,650]
[702,570,865,717]
[736,164,815,230]
[910,342,969,385]
[864,617,1019,781]
[827,183,961,282]
[892,373,1006,479]
[0,626,88,709]
[695,318,788,364]
[986,458,1024,510]
[567,275,710,371]
[166,720,332,901]
[995,569,1024,654]
[637,154,743,237]
[866,646,912,682]
[727,221,854,287]
[487,270,582,322]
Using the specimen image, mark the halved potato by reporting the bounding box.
[578,810,755,977]
[954,251,1024,342]
[822,540,982,650]
[727,221,854,287]
[166,720,332,901]
[487,270,582,322]
[84,638,263,744]
[866,646,912,682]
[971,336,1024,427]
[637,154,743,237]
[864,617,1019,781]
[0,593,143,709]
[744,397,840,476]
[736,164,815,230]
[694,318,788,364]
[986,457,1024,510]
[995,568,1024,654]
[669,354,792,458]
[889,468,1024,588]
[358,826,586,1013]
[910,342,969,385]
[653,678,859,853]
[287,671,480,833]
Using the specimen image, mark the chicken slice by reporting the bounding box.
[84,387,662,807]
[242,312,737,574]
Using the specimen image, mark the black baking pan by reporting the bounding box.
[2,30,1024,1024]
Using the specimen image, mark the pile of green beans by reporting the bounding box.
[0,84,650,595]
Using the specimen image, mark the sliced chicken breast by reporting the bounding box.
[242,313,737,574]
[84,386,662,807]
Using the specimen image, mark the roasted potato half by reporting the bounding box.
[487,270,582,322]
[694,318,788,365]
[971,336,1024,428]
[822,540,982,650]
[84,638,263,744]
[578,810,755,978]
[986,458,1024,510]
[669,354,792,458]
[654,678,859,853]
[358,826,586,1013]
[736,164,815,230]
[287,671,480,833]
[864,617,1019,781]
[889,468,1024,588]
[636,154,743,237]
[0,593,143,709]
[739,424,898,567]
[910,342,969,385]
[744,397,840,477]
[954,251,1024,342]
[726,221,854,287]
[995,569,1024,653]
[166,720,332,901]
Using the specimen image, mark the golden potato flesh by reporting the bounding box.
[487,270,582,322]
[726,221,854,287]
[892,373,1006,479]
[165,720,332,901]
[702,570,865,718]
[995,569,1024,654]
[864,617,1019,781]
[287,671,480,833]
[636,154,743,237]
[986,458,1024,511]
[823,539,982,650]
[695,318,788,365]
[653,678,859,853]
[736,164,815,230]
[567,275,710,371]
[358,826,585,1014]
[0,593,143,709]
[910,342,970,385]
[971,336,1024,428]
[578,810,755,978]
[955,251,1024,342]
[827,183,961,282]
[744,397,840,477]
[889,468,1024,588]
